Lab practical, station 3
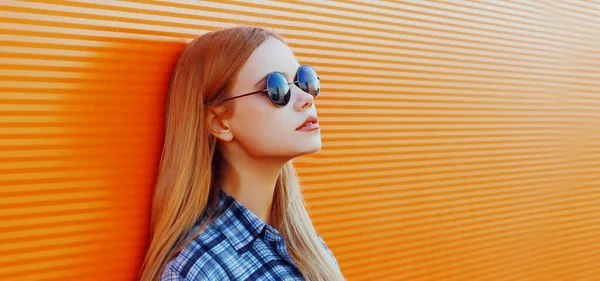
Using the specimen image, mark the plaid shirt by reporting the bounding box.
[160,188,340,280]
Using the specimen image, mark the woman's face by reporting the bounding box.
[220,37,322,159]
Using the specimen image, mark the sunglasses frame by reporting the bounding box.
[221,64,320,107]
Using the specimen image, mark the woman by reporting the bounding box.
[139,26,345,281]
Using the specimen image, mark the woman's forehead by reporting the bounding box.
[237,38,300,88]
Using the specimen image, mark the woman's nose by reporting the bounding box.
[292,87,314,111]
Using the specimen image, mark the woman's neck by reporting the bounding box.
[218,146,287,226]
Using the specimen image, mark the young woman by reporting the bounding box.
[139,26,345,281]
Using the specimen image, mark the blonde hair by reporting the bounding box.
[138,26,345,281]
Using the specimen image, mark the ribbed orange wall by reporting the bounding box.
[2,1,600,280]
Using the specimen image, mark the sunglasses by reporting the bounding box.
[221,64,320,107]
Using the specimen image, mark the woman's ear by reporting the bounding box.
[206,106,234,142]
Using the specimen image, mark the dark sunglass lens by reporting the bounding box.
[296,65,320,97]
[267,72,291,107]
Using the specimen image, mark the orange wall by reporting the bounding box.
[2,1,600,280]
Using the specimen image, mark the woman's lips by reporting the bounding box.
[296,121,320,131]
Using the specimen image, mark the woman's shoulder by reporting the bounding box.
[316,232,340,270]
[160,220,232,280]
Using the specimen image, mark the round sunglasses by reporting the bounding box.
[221,64,320,107]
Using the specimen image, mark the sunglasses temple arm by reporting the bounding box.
[222,89,266,102]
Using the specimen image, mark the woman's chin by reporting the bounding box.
[294,140,322,157]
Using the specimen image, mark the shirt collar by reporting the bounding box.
[211,188,268,252]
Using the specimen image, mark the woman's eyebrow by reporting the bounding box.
[253,72,291,88]
[253,74,268,88]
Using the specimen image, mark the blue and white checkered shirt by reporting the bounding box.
[160,188,340,280]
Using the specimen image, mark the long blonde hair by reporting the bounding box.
[138,26,345,281]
